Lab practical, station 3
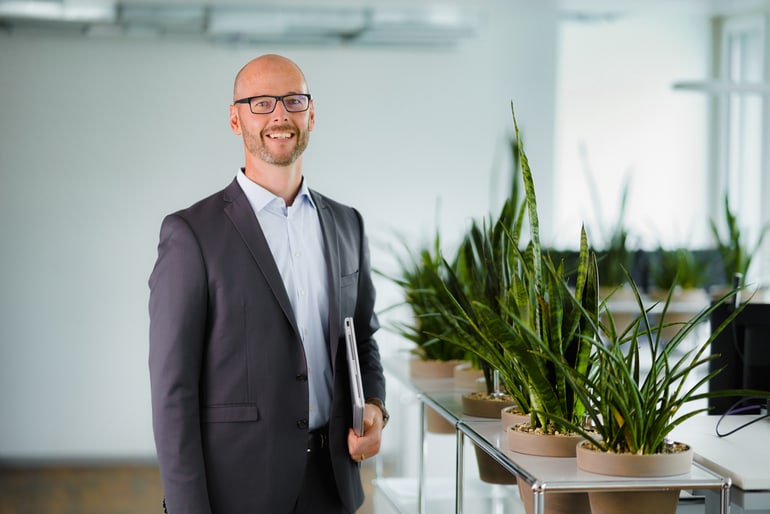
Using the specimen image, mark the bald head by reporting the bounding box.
[233,54,309,101]
[229,53,315,183]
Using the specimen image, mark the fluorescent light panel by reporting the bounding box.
[0,2,479,47]
[0,0,114,22]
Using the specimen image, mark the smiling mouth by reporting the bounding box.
[266,131,294,140]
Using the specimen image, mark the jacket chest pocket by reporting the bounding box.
[339,270,359,313]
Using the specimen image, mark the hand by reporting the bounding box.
[347,403,384,463]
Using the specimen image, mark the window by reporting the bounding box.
[714,13,768,285]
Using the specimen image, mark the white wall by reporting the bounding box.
[0,1,558,459]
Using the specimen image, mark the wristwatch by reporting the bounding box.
[366,398,390,428]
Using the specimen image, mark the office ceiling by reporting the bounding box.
[0,0,485,47]
[0,0,767,48]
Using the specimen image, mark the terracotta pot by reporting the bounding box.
[461,392,516,419]
[516,485,590,514]
[453,362,486,391]
[409,358,464,433]
[472,445,517,485]
[459,392,517,484]
[408,358,464,379]
[508,426,590,514]
[507,426,585,457]
[576,440,693,514]
[500,405,528,432]
[424,407,455,434]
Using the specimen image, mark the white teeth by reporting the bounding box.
[268,133,292,139]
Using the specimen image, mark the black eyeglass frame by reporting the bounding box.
[233,94,312,114]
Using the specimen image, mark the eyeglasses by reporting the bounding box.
[233,94,312,114]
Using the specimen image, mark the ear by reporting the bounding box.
[307,101,315,132]
[229,104,242,135]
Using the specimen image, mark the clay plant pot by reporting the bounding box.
[507,426,586,457]
[460,392,517,485]
[500,405,528,432]
[576,440,693,514]
[461,392,516,418]
[472,445,517,485]
[409,358,465,433]
[453,362,486,391]
[507,426,590,514]
[408,358,465,380]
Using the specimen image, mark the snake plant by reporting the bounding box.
[382,231,472,363]
[424,103,600,432]
[650,246,709,291]
[528,272,770,454]
[709,193,769,289]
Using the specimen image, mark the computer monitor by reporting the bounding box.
[708,301,770,414]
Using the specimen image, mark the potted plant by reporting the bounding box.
[435,177,526,484]
[451,209,524,417]
[427,104,598,512]
[385,134,525,466]
[647,245,710,341]
[390,232,472,368]
[709,192,770,301]
[428,131,529,421]
[382,231,476,433]
[532,272,769,514]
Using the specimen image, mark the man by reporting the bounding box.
[149,54,388,514]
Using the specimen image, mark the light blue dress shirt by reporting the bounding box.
[236,170,332,430]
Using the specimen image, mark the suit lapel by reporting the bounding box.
[312,191,341,373]
[222,179,300,338]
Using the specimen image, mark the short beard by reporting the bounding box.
[243,123,310,167]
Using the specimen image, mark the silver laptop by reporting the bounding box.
[344,317,365,436]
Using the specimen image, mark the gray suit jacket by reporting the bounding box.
[148,178,385,514]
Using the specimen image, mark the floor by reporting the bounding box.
[0,461,377,514]
[0,460,722,514]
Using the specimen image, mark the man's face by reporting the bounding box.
[231,59,314,167]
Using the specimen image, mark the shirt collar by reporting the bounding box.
[236,168,316,213]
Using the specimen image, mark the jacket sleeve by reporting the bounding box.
[148,214,213,514]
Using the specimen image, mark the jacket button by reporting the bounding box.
[296,373,308,381]
[297,419,308,429]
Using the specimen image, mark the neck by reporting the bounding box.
[243,159,303,206]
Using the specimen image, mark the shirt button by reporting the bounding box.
[297,419,308,429]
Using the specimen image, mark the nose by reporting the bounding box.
[272,99,290,121]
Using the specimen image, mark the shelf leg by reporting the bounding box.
[533,486,544,514]
[418,400,426,514]
[456,429,464,514]
[720,482,730,514]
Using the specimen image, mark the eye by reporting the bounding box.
[285,96,303,106]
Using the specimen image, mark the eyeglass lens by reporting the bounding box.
[250,95,309,114]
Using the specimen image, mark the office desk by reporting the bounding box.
[672,414,770,513]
